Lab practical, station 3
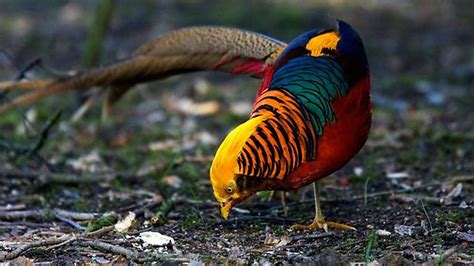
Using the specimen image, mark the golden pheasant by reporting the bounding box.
[0,21,371,230]
[210,20,371,230]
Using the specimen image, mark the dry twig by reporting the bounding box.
[223,215,299,224]
[0,167,145,185]
[1,234,74,261]
[0,209,47,220]
[0,204,26,211]
[0,208,97,221]
[54,214,86,231]
[289,232,335,242]
[53,209,97,220]
[436,244,467,264]
[0,221,52,228]
[3,225,114,261]
[78,239,139,260]
[45,236,77,251]
[275,242,321,250]
[83,225,115,238]
[26,110,62,158]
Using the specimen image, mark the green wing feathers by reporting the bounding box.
[238,56,350,180]
[269,56,349,135]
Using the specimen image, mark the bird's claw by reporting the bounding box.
[291,219,356,232]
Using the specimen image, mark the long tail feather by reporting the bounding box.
[0,26,286,116]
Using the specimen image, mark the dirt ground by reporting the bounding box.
[0,1,472,264]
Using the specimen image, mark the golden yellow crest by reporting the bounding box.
[209,114,270,202]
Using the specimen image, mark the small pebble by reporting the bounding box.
[394,224,416,236]
[376,229,392,236]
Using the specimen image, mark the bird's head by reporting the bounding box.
[209,114,270,219]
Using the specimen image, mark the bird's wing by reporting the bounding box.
[238,56,349,180]
[268,56,349,135]
[0,26,286,115]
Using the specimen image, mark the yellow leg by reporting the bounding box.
[291,182,356,231]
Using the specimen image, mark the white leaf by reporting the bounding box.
[139,231,175,246]
[376,229,392,236]
[386,172,410,179]
[114,212,136,233]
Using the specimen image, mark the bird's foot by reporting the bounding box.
[291,219,356,232]
[267,191,275,202]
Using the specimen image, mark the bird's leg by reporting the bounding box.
[268,191,288,216]
[267,191,276,202]
[291,182,355,231]
[280,191,288,217]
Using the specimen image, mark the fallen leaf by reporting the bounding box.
[457,232,474,242]
[353,167,364,176]
[114,212,136,233]
[161,175,183,189]
[459,201,468,208]
[275,235,291,248]
[190,101,220,116]
[93,256,110,264]
[139,231,175,246]
[148,139,180,151]
[376,229,392,236]
[263,232,274,245]
[386,172,410,179]
[441,183,463,205]
[394,224,416,236]
[66,150,110,173]
[169,97,220,116]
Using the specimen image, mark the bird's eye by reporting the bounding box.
[226,186,233,194]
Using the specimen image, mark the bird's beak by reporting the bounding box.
[220,203,232,220]
[219,195,239,220]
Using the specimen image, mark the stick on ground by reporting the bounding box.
[78,239,139,260]
[2,234,74,261]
